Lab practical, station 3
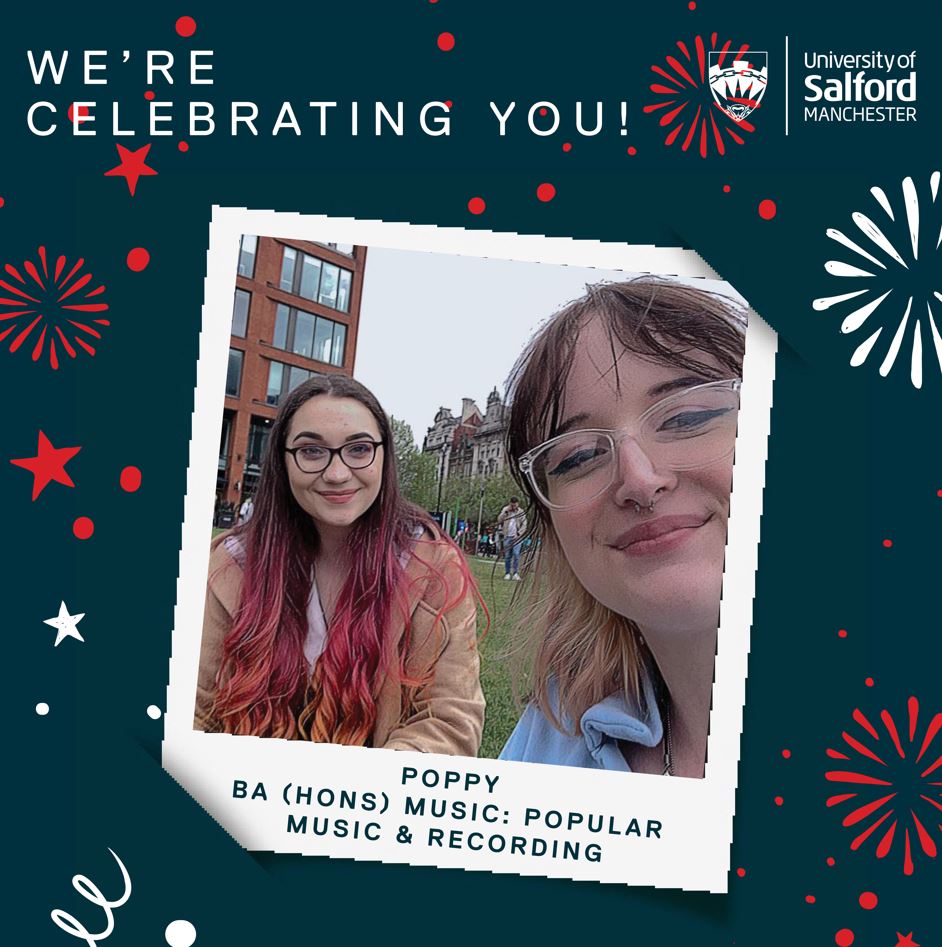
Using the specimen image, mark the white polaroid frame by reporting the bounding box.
[163,206,776,892]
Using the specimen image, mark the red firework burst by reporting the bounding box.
[0,246,109,369]
[644,33,756,158]
[825,696,942,876]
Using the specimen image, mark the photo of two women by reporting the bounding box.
[195,244,747,781]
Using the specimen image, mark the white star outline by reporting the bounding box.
[43,601,86,647]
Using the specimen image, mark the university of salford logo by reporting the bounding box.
[709,52,768,122]
[645,36,763,158]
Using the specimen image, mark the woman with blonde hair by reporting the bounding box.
[500,278,745,776]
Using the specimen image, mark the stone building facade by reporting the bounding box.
[422,387,508,480]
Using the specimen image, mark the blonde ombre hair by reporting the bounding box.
[505,278,745,733]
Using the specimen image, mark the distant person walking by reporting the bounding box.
[238,494,254,525]
[498,496,527,580]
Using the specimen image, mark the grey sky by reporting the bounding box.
[355,246,743,448]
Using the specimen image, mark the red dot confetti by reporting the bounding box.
[144,90,155,101]
[858,892,878,910]
[73,517,94,540]
[467,197,486,215]
[805,895,816,904]
[782,749,792,759]
[688,1,697,8]
[120,466,142,492]
[826,856,836,866]
[882,538,893,547]
[758,199,777,220]
[437,32,455,52]
[562,142,572,152]
[838,628,848,638]
[536,183,556,202]
[539,107,548,117]
[736,867,746,878]
[774,796,784,806]
[937,489,942,497]
[723,184,731,193]
[0,197,5,208]
[127,248,150,272]
[178,141,189,152]
[627,146,638,155]
[835,929,855,947]
[68,104,90,125]
[865,677,874,687]
[175,16,196,37]
[444,100,453,109]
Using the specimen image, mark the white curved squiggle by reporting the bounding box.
[50,849,131,947]
[817,172,942,389]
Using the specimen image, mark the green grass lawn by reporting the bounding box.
[468,555,521,758]
[208,530,523,756]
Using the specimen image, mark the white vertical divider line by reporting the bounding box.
[785,36,790,136]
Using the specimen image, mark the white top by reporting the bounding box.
[223,532,326,669]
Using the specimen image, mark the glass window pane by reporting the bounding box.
[331,322,346,367]
[232,289,250,337]
[247,417,272,467]
[313,317,333,364]
[280,246,296,292]
[266,361,283,405]
[288,365,309,394]
[319,262,339,308]
[273,304,289,349]
[293,310,315,358]
[299,254,321,300]
[238,234,257,277]
[336,269,352,313]
[226,348,243,397]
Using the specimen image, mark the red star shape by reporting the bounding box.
[896,934,920,947]
[104,143,157,196]
[10,431,81,500]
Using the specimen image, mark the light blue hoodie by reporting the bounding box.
[499,672,664,771]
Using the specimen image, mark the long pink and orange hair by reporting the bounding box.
[210,374,477,743]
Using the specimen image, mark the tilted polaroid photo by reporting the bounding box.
[163,207,776,892]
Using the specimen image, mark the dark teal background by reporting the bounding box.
[3,3,938,945]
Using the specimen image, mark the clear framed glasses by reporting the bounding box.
[285,439,384,474]
[518,379,741,511]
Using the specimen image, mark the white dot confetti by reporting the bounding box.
[147,705,162,720]
[36,702,50,716]
[165,919,197,947]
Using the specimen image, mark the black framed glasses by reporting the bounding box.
[518,379,741,511]
[285,439,384,474]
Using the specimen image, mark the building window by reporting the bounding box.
[238,235,257,278]
[226,348,244,397]
[270,303,346,367]
[318,242,355,256]
[280,246,296,292]
[337,269,352,313]
[266,361,283,405]
[219,411,233,470]
[319,262,339,308]
[265,359,326,406]
[246,416,274,469]
[280,245,352,313]
[232,289,250,337]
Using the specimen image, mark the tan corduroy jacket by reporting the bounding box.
[194,529,484,756]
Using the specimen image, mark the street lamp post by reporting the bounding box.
[475,481,485,556]
[434,443,450,523]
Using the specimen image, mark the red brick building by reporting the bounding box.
[219,235,368,509]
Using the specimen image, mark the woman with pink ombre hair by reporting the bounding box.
[195,374,484,755]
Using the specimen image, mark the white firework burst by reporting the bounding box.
[813,171,942,388]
